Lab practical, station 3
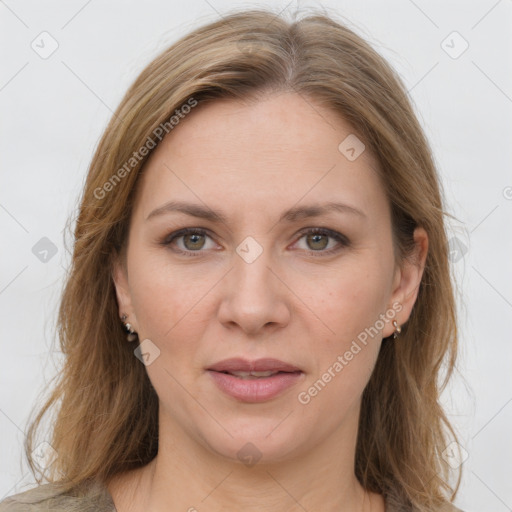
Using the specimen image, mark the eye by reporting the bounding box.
[293,228,349,256]
[162,228,217,257]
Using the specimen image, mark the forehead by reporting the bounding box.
[133,92,388,224]
[151,92,373,167]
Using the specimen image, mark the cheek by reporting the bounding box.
[297,288,385,425]
[312,260,391,342]
[126,256,216,407]
[127,247,221,341]
[302,258,392,392]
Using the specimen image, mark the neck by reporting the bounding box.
[108,404,385,512]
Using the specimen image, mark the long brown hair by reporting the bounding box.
[24,8,461,510]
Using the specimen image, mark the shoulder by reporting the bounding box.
[0,480,116,512]
[385,492,465,512]
[386,503,465,512]
[386,503,466,512]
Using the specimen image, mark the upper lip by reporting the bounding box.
[207,358,302,373]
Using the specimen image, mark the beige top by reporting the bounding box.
[0,479,463,511]
[0,480,115,512]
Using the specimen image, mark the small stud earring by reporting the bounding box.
[392,320,402,339]
[121,314,138,342]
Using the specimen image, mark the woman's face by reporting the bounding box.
[113,91,426,465]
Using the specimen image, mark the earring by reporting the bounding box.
[392,320,402,339]
[121,314,138,342]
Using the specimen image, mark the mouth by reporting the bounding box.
[214,369,294,379]
[206,358,304,402]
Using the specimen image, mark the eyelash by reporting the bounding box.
[160,227,350,258]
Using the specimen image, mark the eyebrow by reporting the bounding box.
[145,200,366,223]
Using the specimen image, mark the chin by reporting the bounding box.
[198,418,309,466]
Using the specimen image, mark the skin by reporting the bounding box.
[109,91,428,512]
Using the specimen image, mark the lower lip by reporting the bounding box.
[207,370,303,403]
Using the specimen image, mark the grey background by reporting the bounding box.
[1,1,511,510]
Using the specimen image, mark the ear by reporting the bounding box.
[382,227,428,338]
[111,252,138,330]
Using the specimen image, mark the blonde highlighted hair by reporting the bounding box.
[25,8,460,510]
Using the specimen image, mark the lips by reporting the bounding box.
[206,358,304,402]
[207,357,302,374]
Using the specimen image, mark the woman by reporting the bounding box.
[0,8,464,512]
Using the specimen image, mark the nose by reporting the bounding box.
[216,242,291,336]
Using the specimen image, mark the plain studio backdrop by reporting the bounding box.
[1,1,511,511]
